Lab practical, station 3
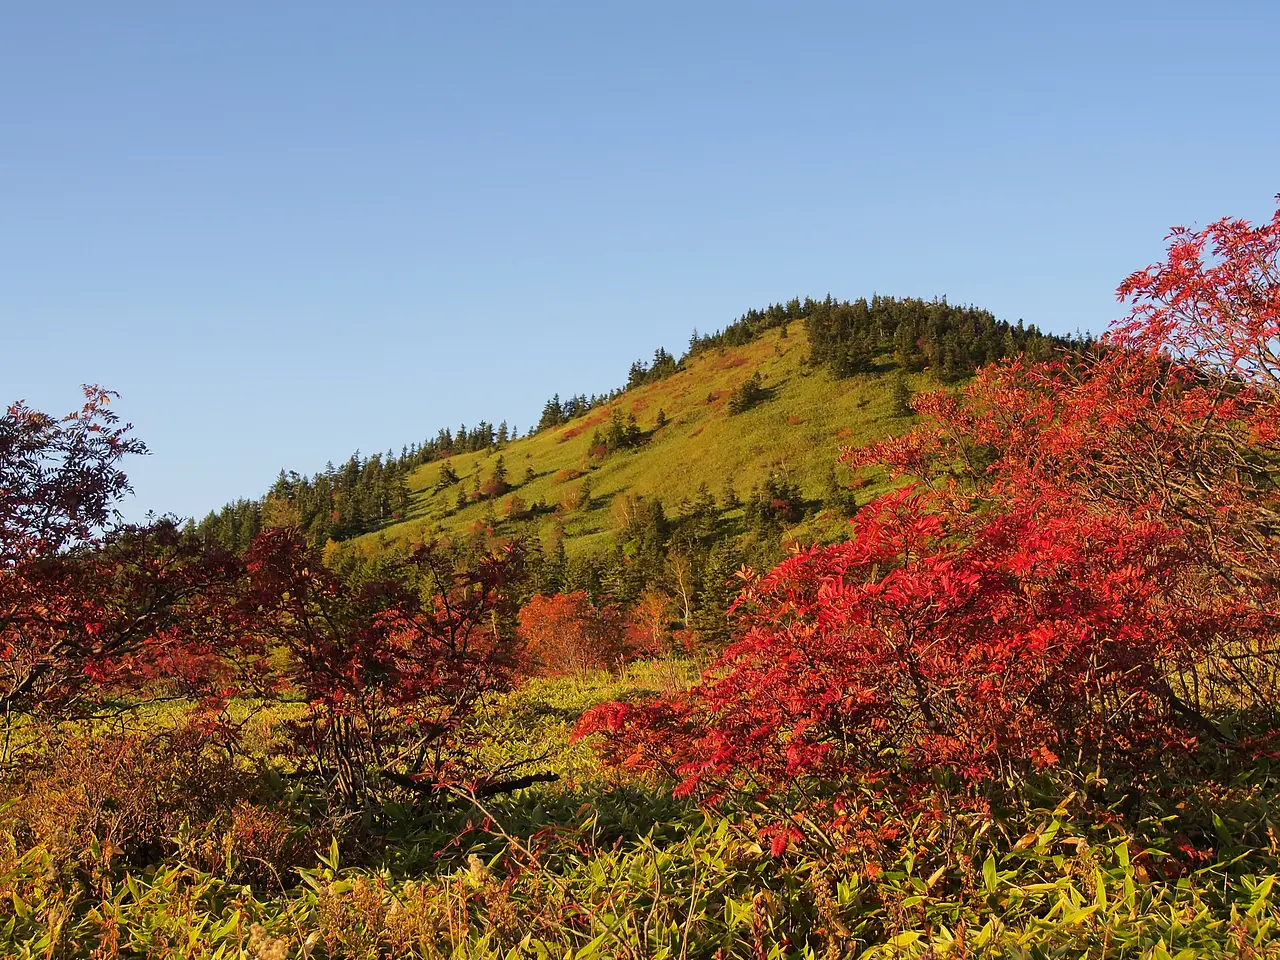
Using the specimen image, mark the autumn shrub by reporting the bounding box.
[578,197,1280,849]
[518,592,637,676]
[1,724,254,882]
[1,389,254,726]
[234,530,527,811]
[853,200,1280,719]
[0,386,141,564]
[4,385,550,825]
[579,489,1232,849]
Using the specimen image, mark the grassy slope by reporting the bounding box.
[351,326,936,559]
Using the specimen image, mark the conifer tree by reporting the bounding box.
[891,371,914,417]
[436,462,459,490]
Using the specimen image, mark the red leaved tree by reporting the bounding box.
[1,389,252,737]
[237,530,531,808]
[578,198,1280,843]
[854,200,1280,715]
[1,386,144,564]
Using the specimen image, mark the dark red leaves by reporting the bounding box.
[235,528,526,806]
[0,386,146,564]
[1,392,250,719]
[2,391,530,810]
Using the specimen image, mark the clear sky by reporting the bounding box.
[3,2,1277,521]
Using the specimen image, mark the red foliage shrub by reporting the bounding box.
[1,388,547,821]
[1,389,256,722]
[557,409,610,443]
[234,531,526,807]
[578,197,1280,844]
[580,489,1222,797]
[518,592,636,676]
[0,387,143,561]
[851,202,1280,713]
[2,522,260,720]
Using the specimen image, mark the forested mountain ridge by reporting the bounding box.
[192,296,1071,590]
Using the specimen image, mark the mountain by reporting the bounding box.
[193,296,1069,580]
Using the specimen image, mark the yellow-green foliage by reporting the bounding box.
[6,666,1280,958]
[11,805,1280,959]
[346,327,932,560]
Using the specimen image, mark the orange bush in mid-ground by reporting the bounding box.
[518,592,638,676]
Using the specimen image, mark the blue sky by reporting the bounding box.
[2,2,1277,521]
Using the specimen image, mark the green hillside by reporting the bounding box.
[345,325,932,561]
[195,294,1067,573]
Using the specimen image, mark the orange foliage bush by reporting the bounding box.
[518,592,637,676]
